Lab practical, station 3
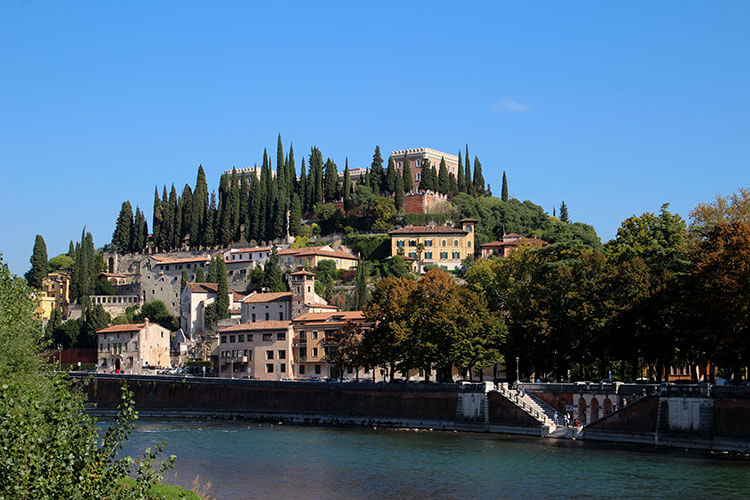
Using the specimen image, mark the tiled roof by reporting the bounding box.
[306,303,339,309]
[459,218,479,223]
[97,323,144,334]
[226,247,271,254]
[242,292,292,304]
[188,283,219,293]
[293,311,365,323]
[480,237,547,248]
[152,255,211,265]
[389,225,467,235]
[290,269,316,276]
[278,246,357,260]
[232,291,247,302]
[219,321,291,332]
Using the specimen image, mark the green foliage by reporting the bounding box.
[195,266,205,283]
[403,213,450,226]
[372,197,397,232]
[343,234,391,261]
[262,247,287,292]
[112,201,134,253]
[25,234,48,288]
[501,171,509,202]
[351,184,375,211]
[94,275,115,295]
[401,154,413,193]
[1,258,175,498]
[135,301,178,331]
[559,201,569,223]
[354,262,369,309]
[384,255,410,278]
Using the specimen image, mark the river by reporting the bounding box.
[119,419,750,500]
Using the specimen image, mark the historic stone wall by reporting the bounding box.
[487,392,543,427]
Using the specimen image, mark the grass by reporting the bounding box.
[120,477,205,500]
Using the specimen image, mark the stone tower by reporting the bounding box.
[289,269,317,319]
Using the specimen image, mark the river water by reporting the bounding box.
[119,420,750,500]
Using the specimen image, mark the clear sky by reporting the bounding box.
[1,1,748,275]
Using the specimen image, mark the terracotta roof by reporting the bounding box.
[226,247,271,254]
[278,246,357,261]
[293,311,365,323]
[100,272,128,278]
[290,269,316,276]
[232,291,247,302]
[97,323,144,334]
[219,321,291,332]
[389,225,467,235]
[152,255,211,265]
[480,237,547,248]
[459,218,479,223]
[306,303,339,309]
[188,283,219,293]
[242,292,292,304]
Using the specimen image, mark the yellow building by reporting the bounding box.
[389,218,477,272]
[278,245,358,271]
[34,271,72,322]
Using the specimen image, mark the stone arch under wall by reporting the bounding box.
[591,397,600,421]
[604,397,613,415]
[577,397,586,421]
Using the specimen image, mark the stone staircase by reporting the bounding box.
[496,383,581,439]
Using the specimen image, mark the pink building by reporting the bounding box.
[390,147,459,192]
[480,234,548,259]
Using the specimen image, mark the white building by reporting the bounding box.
[96,319,171,374]
[180,282,245,339]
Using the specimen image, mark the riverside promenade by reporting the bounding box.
[74,374,750,453]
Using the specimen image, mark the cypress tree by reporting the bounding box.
[180,184,193,243]
[152,187,162,250]
[181,269,188,292]
[169,184,180,249]
[195,266,205,283]
[203,192,217,247]
[273,197,287,240]
[276,134,285,203]
[290,193,302,236]
[429,165,439,192]
[464,146,473,195]
[84,231,96,295]
[132,207,146,252]
[238,173,249,240]
[288,142,296,196]
[191,165,208,249]
[230,168,240,242]
[258,158,269,242]
[112,201,133,253]
[249,171,262,242]
[560,201,569,223]
[385,157,397,193]
[402,153,413,193]
[262,246,286,292]
[343,159,353,211]
[313,148,324,206]
[26,234,48,288]
[457,152,466,193]
[218,173,232,246]
[67,241,75,258]
[438,158,449,194]
[501,171,509,201]
[473,157,485,195]
[370,146,385,195]
[324,158,339,202]
[207,256,220,283]
[160,186,170,250]
[395,172,404,211]
[215,257,229,319]
[449,172,458,195]
[298,157,307,214]
[419,159,432,192]
[354,263,368,310]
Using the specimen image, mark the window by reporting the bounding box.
[454,239,459,246]
[252,313,256,322]
[277,332,286,340]
[312,331,318,340]
[266,364,274,373]
[425,251,432,259]
[279,312,283,320]
[134,342,138,351]
[409,252,416,258]
[263,333,272,341]
[247,334,253,342]
[440,251,448,259]
[221,336,227,344]
[99,344,103,352]
[265,313,269,321]
[467,241,471,247]
[408,240,417,247]
[266,350,274,360]
[278,350,286,359]
[397,240,405,247]
[312,347,318,357]
[229,335,235,343]
[165,265,169,271]
[299,331,306,340]
[465,225,472,232]
[279,363,286,373]
[238,335,244,343]
[442,239,447,246]
[425,240,432,247]
[315,365,321,374]
[299,365,306,374]
[416,172,421,181]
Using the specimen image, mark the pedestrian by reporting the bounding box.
[553,411,559,424]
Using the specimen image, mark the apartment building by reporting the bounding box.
[389,218,477,271]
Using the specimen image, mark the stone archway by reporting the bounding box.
[577,397,586,421]
[604,398,613,415]
[591,398,600,422]
[108,256,115,273]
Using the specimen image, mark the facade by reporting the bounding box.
[141,255,212,315]
[218,270,338,379]
[90,294,141,317]
[180,282,246,339]
[292,311,370,380]
[389,218,477,271]
[337,167,367,186]
[277,245,358,271]
[223,247,271,269]
[479,234,548,259]
[390,148,459,192]
[226,166,276,182]
[35,271,72,322]
[96,319,171,374]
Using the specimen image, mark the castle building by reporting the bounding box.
[390,148,459,192]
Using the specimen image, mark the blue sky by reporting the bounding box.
[1,1,748,275]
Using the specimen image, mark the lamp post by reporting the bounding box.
[516,356,520,386]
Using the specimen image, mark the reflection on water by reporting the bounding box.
[115,420,750,500]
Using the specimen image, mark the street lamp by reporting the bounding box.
[516,356,520,386]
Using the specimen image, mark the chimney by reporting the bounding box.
[144,317,149,328]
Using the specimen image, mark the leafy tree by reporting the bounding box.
[402,153,413,193]
[559,201,569,223]
[80,299,111,348]
[448,172,458,195]
[207,256,220,283]
[94,276,115,295]
[215,258,229,321]
[191,165,209,248]
[688,187,750,242]
[112,202,134,253]
[25,234,48,288]
[501,171,509,201]
[419,158,434,192]
[67,241,75,258]
[372,197,397,232]
[1,259,175,498]
[352,184,375,212]
[386,255,410,278]
[134,301,178,331]
[290,193,302,236]
[464,145,473,195]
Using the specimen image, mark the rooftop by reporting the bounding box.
[293,311,365,323]
[218,320,291,332]
[242,291,293,304]
[97,323,145,334]
[389,225,467,235]
[152,255,211,265]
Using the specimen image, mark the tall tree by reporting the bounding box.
[262,246,286,292]
[457,151,466,193]
[248,170,262,242]
[67,241,75,258]
[385,157,397,193]
[169,184,180,249]
[395,172,405,211]
[448,172,458,195]
[290,193,302,236]
[180,269,188,293]
[238,173,249,241]
[180,184,193,244]
[132,207,147,252]
[473,157,485,195]
[298,157,308,214]
[343,159,353,212]
[324,158,339,202]
[195,266,205,283]
[464,146,473,196]
[501,171,509,202]
[191,165,208,249]
[559,201,569,223]
[203,191,217,247]
[370,146,385,195]
[438,158,449,194]
[215,257,229,320]
[25,235,48,288]
[402,153,413,193]
[355,263,369,310]
[276,134,286,203]
[112,202,133,253]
